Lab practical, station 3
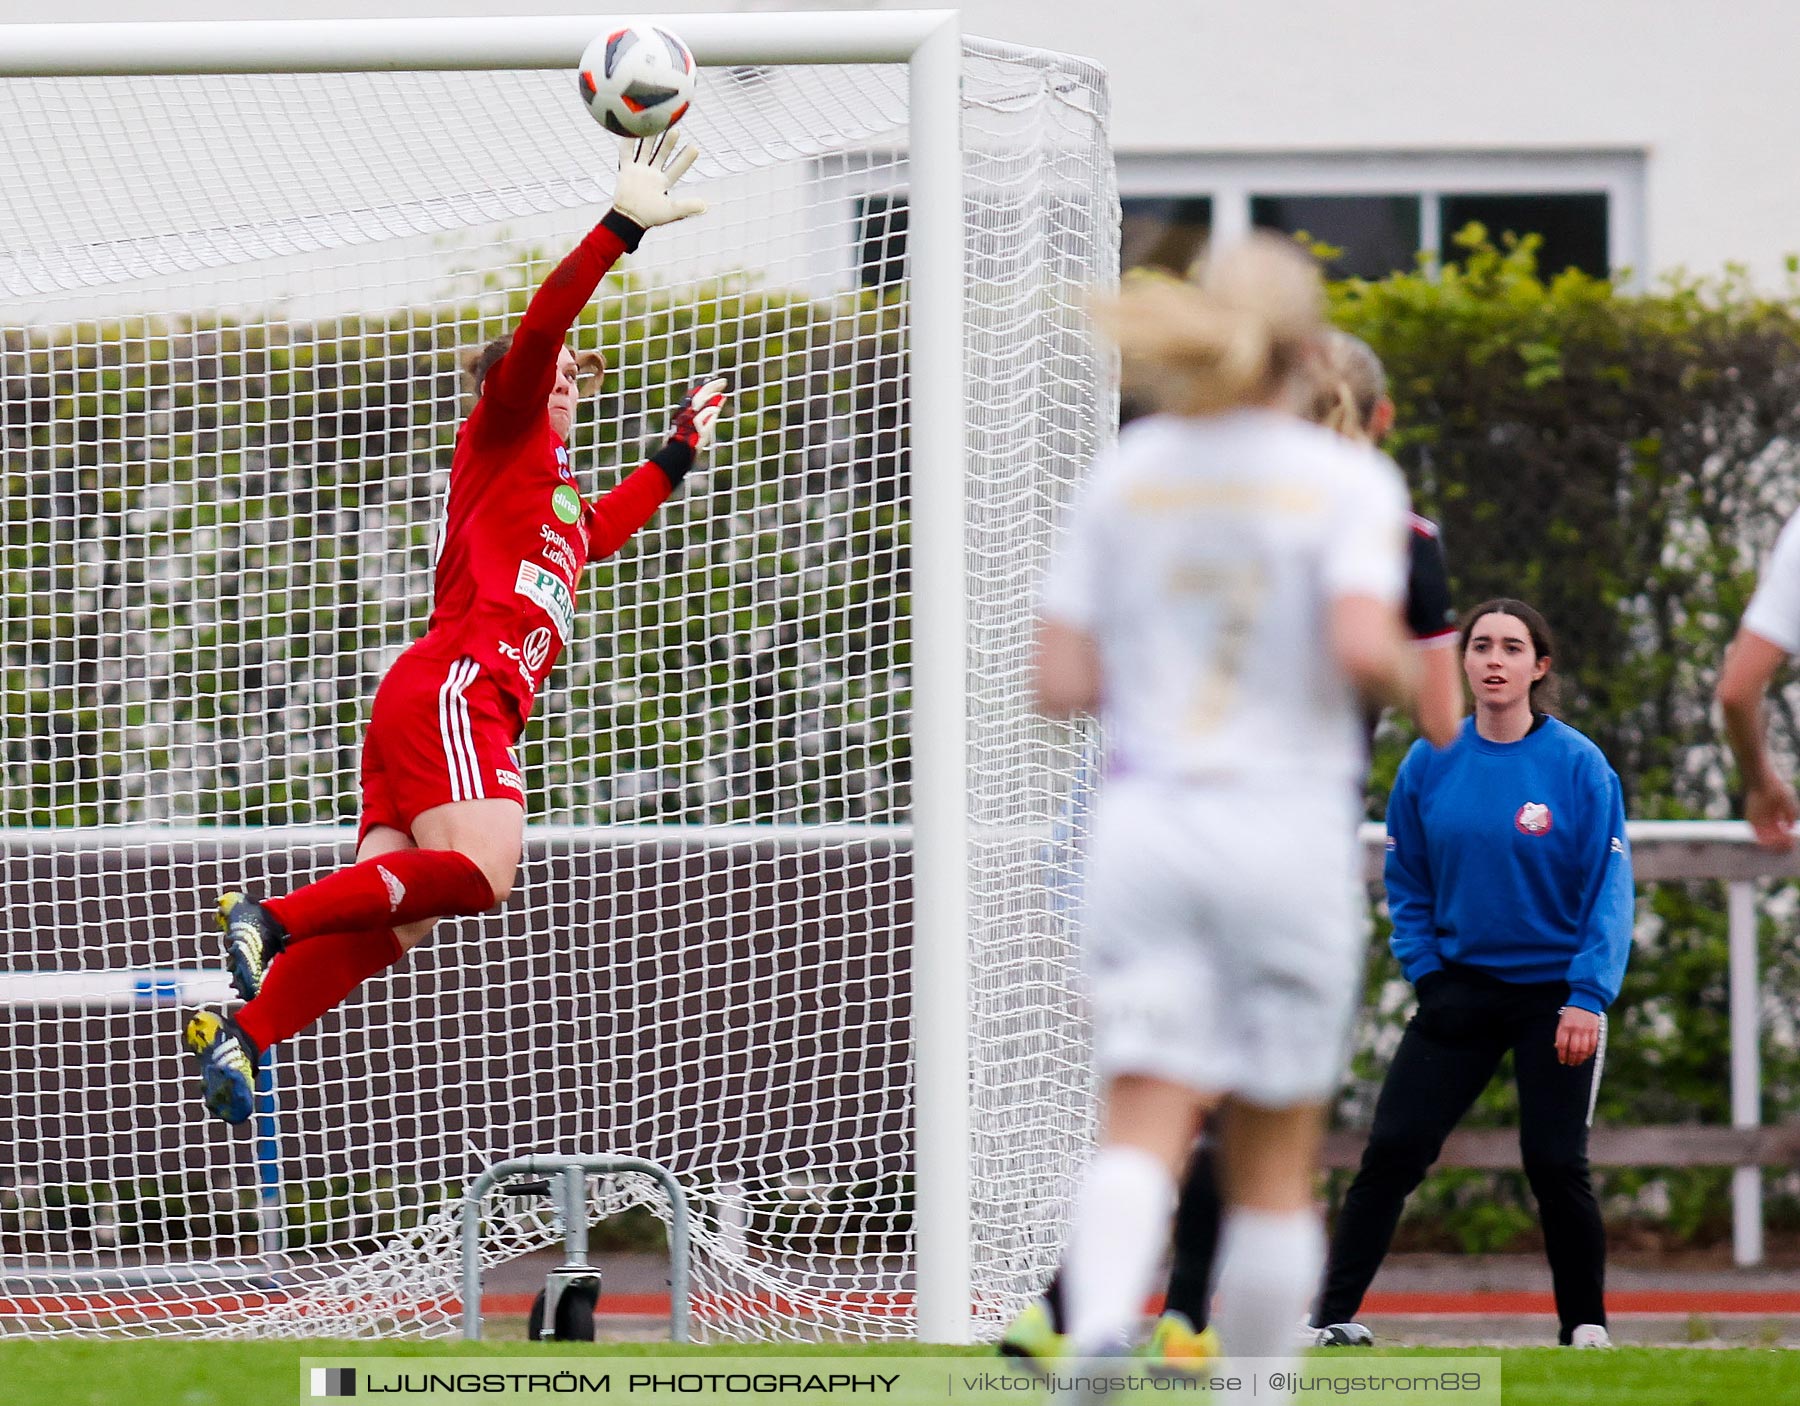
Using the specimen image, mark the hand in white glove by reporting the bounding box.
[610,131,706,230]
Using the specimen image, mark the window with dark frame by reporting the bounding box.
[856,195,909,289]
[1249,194,1423,280]
[1439,192,1609,277]
[853,187,1609,293]
[1120,196,1213,274]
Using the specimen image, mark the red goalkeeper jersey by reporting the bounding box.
[411,216,672,731]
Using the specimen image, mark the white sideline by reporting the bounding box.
[0,969,232,1008]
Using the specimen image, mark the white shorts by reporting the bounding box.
[1079,775,1367,1107]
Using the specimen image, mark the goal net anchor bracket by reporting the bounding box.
[460,1153,693,1342]
[504,1170,600,1342]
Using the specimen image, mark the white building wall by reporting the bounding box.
[4,0,1795,280]
[963,0,1796,283]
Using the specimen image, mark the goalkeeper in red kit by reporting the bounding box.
[185,134,726,1125]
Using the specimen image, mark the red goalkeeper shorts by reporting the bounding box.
[359,649,528,844]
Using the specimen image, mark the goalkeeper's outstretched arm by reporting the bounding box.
[483,133,706,419]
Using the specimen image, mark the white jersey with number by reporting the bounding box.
[1743,506,1800,652]
[1039,408,1410,792]
[1042,408,1410,1103]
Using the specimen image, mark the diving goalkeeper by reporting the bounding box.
[185,133,726,1125]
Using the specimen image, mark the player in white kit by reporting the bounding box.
[1034,236,1418,1393]
[1717,505,1800,849]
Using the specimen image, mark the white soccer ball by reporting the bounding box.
[577,26,697,138]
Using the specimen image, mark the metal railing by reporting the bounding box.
[1360,817,1795,1267]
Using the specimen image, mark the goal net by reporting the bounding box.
[0,20,1116,1340]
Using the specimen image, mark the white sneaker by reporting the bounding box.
[1568,1323,1612,1349]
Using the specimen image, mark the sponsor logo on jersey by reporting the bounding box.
[1385,832,1397,852]
[551,484,582,524]
[1124,480,1323,515]
[539,524,579,576]
[515,561,576,642]
[522,626,553,673]
[1610,835,1625,856]
[555,446,569,467]
[494,639,537,691]
[1515,802,1554,836]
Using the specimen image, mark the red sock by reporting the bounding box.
[264,850,496,939]
[235,928,406,1052]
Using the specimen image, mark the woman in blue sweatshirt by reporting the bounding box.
[1313,598,1634,1349]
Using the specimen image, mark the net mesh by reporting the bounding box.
[0,37,1116,1340]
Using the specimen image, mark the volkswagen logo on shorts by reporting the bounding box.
[523,627,553,672]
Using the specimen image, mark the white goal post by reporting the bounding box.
[0,13,1116,1343]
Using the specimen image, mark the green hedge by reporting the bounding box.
[1,273,909,828]
[1331,231,1800,1248]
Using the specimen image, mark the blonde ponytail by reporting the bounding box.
[1315,381,1363,440]
[1303,329,1387,443]
[1092,233,1325,418]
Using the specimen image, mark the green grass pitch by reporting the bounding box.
[0,1341,1794,1406]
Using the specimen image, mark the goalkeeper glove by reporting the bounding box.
[607,132,706,232]
[651,377,729,485]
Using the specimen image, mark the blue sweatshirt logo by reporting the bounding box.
[1515,801,1553,835]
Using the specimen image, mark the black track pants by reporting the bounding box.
[1314,965,1608,1342]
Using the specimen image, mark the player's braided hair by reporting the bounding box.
[1092,232,1324,417]
[465,333,606,396]
[1459,598,1562,716]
